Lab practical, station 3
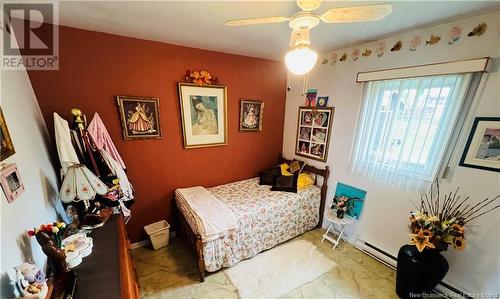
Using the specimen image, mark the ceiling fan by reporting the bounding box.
[226,0,392,75]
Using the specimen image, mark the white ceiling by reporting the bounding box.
[58,1,500,60]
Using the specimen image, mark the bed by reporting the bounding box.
[174,156,329,282]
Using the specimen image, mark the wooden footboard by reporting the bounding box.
[174,155,330,282]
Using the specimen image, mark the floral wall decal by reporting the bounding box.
[468,22,487,37]
[425,34,441,45]
[448,25,463,45]
[330,52,338,65]
[376,42,385,57]
[352,48,361,61]
[339,53,347,62]
[362,49,372,57]
[409,36,422,51]
[390,40,402,52]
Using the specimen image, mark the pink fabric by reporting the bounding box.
[87,113,126,169]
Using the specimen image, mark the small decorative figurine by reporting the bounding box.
[14,262,48,298]
[15,262,45,284]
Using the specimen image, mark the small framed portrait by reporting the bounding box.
[317,96,329,108]
[0,108,15,161]
[116,96,162,140]
[301,111,313,126]
[298,141,310,154]
[295,107,334,162]
[1,163,25,203]
[313,112,329,128]
[299,127,311,141]
[240,99,264,132]
[459,117,500,172]
[178,83,227,149]
[312,128,327,143]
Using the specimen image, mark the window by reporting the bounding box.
[351,74,472,190]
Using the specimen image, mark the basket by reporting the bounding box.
[144,220,170,250]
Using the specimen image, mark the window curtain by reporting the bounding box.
[350,74,472,191]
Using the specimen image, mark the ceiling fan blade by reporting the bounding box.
[320,4,392,23]
[225,16,290,26]
[297,0,322,12]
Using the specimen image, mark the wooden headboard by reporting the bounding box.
[280,156,330,228]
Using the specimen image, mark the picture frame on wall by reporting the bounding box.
[459,117,500,173]
[0,107,15,161]
[178,83,227,149]
[239,99,264,132]
[1,163,25,203]
[116,96,162,140]
[295,106,334,162]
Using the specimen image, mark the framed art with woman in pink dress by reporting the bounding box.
[116,96,162,140]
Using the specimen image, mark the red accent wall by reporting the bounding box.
[26,25,287,242]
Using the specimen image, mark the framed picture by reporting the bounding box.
[116,96,162,140]
[332,182,367,220]
[317,96,329,108]
[459,117,500,172]
[239,99,264,132]
[1,163,25,203]
[295,107,334,162]
[0,107,15,161]
[178,83,227,149]
[305,89,317,107]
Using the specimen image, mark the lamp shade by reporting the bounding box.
[60,165,108,203]
[285,46,318,75]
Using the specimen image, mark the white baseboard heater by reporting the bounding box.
[354,238,471,299]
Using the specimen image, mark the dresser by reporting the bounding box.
[72,214,139,298]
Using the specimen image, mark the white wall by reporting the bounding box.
[0,31,63,297]
[283,12,500,294]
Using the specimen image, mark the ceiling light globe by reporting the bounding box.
[285,47,318,75]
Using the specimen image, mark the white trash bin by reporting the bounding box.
[144,220,170,250]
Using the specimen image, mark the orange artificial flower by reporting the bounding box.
[453,237,465,250]
[451,223,464,234]
[409,230,436,252]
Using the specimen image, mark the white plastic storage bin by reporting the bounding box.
[144,220,170,250]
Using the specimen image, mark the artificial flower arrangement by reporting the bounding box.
[28,222,66,249]
[185,70,218,86]
[408,184,499,252]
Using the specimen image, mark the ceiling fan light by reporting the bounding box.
[285,46,318,75]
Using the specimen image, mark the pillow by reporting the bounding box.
[259,167,281,186]
[297,173,314,190]
[271,173,299,193]
[279,163,293,176]
[289,159,306,174]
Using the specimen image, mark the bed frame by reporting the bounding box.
[174,156,330,282]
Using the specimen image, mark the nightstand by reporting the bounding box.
[321,209,355,250]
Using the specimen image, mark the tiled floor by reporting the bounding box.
[132,229,399,299]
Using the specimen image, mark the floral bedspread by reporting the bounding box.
[189,178,321,272]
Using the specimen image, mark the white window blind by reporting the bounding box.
[351,74,472,190]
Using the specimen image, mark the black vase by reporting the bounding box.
[396,245,449,298]
[336,209,344,218]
